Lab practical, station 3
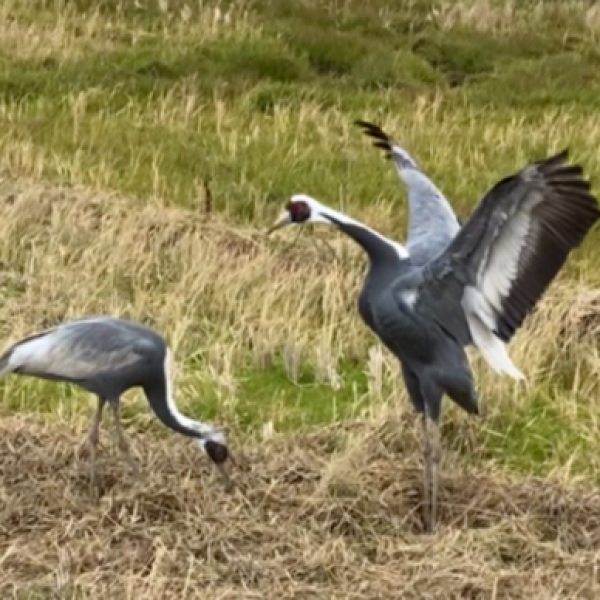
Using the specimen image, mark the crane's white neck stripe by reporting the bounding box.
[163,349,225,447]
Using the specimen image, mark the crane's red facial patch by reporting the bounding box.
[287,200,311,223]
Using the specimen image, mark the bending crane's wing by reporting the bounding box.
[2,318,153,381]
[355,120,461,266]
[424,149,600,377]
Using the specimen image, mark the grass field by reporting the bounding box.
[2,0,600,597]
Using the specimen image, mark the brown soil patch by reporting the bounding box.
[1,416,599,599]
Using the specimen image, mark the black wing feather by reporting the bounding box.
[355,120,395,159]
[435,149,600,344]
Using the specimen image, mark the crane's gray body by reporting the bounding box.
[370,258,476,421]
[0,316,204,440]
[327,218,475,421]
[344,226,475,419]
[1,317,166,398]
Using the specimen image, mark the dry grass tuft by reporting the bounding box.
[1,415,600,599]
[0,174,356,368]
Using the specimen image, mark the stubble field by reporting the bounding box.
[2,0,600,598]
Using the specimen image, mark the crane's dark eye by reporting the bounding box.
[287,200,311,223]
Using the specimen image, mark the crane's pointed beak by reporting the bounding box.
[216,461,234,493]
[266,211,292,235]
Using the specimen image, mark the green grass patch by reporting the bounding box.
[448,386,597,481]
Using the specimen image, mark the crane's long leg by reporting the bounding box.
[400,363,433,530]
[108,398,140,477]
[418,376,443,534]
[85,396,106,452]
[80,396,106,490]
[422,414,442,534]
[429,419,441,533]
[421,413,431,530]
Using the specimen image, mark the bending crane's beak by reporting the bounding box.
[266,211,292,235]
[216,461,234,493]
[204,434,235,493]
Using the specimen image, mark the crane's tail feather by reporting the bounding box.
[468,316,525,380]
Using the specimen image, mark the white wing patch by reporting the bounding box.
[462,288,525,380]
[478,210,532,315]
[459,207,538,382]
[390,240,410,260]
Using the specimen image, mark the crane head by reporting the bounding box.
[201,428,234,492]
[267,194,332,234]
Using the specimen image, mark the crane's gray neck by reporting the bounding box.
[321,210,408,266]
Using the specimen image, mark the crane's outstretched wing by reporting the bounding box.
[422,149,599,377]
[355,120,461,267]
[0,317,156,381]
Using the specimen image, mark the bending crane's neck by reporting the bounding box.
[143,349,212,443]
[321,208,408,266]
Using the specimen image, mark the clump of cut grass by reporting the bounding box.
[2,415,600,599]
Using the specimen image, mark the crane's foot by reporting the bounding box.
[124,454,142,479]
[116,436,142,479]
[77,420,101,455]
[74,435,102,495]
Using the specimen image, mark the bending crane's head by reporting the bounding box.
[200,428,234,492]
[267,194,332,233]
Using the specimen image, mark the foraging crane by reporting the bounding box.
[355,120,462,265]
[0,316,232,491]
[268,149,600,532]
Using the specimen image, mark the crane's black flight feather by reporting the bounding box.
[439,149,599,344]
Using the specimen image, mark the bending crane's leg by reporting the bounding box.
[84,396,106,451]
[108,398,140,476]
[421,413,431,530]
[83,396,106,490]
